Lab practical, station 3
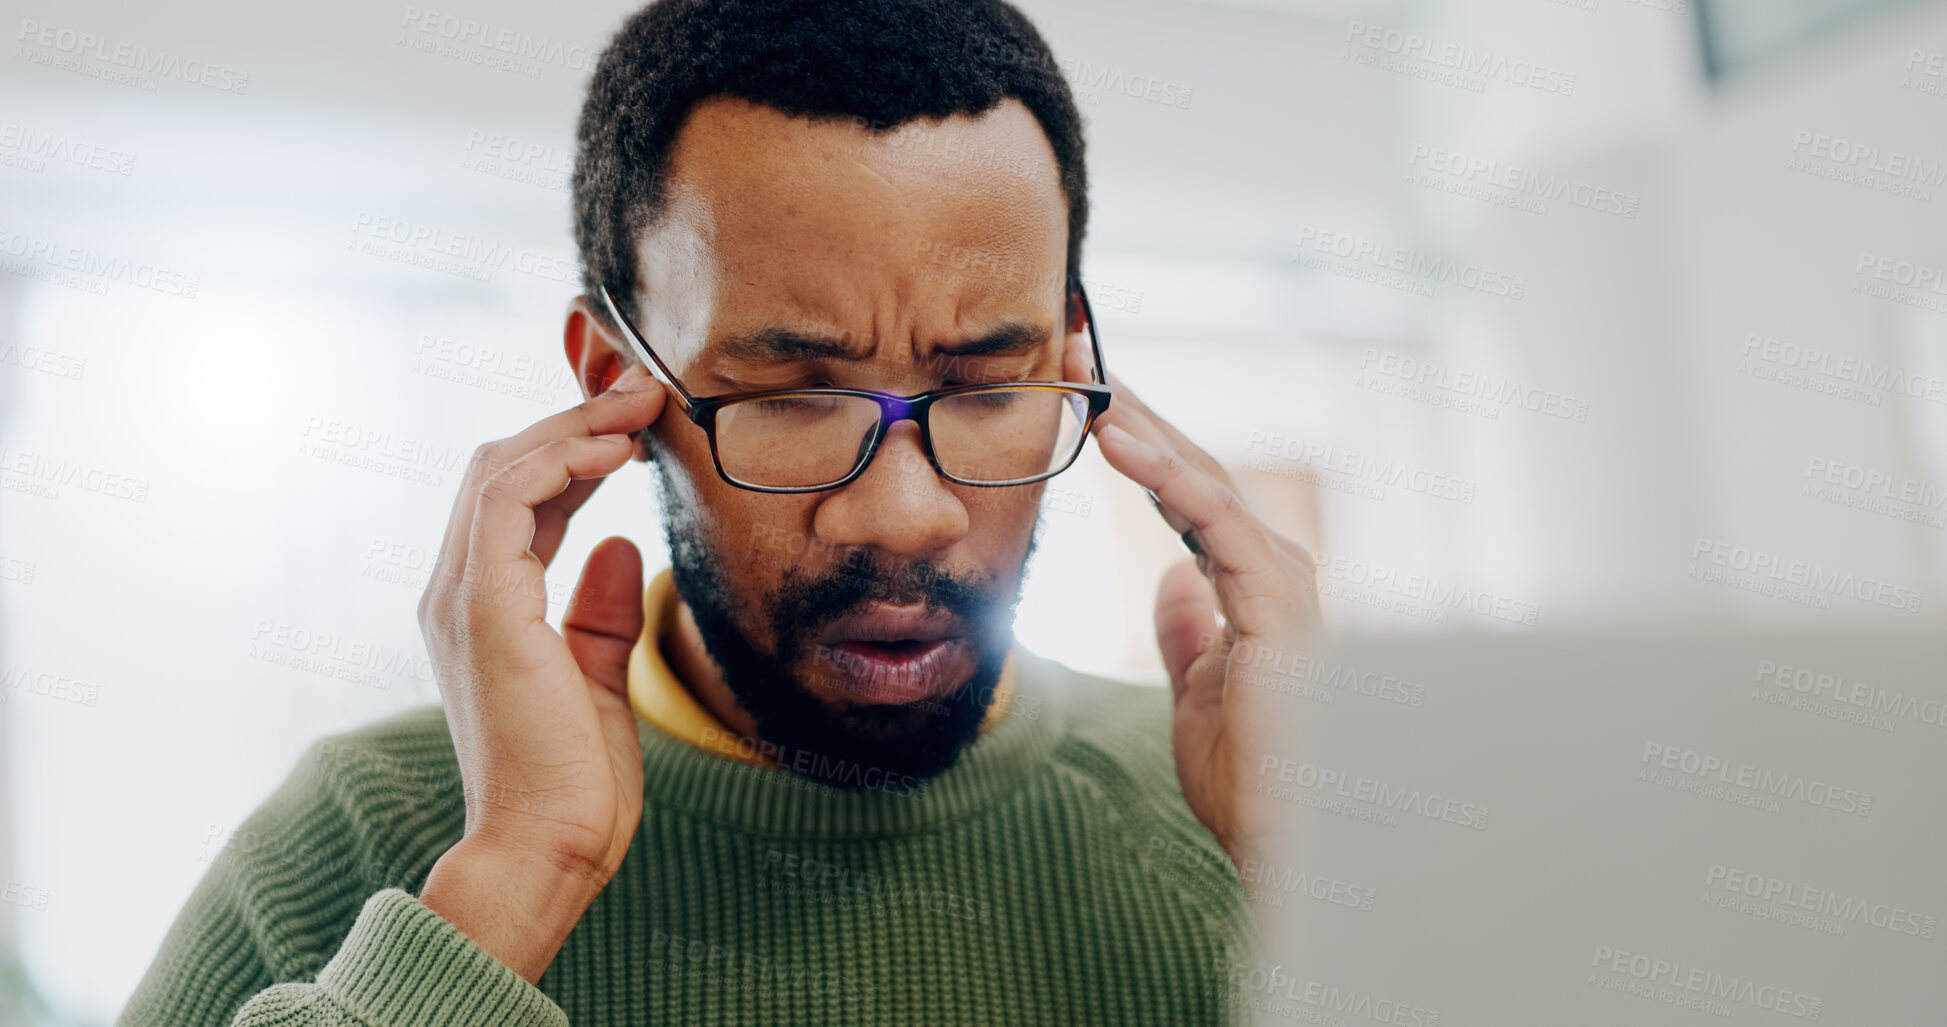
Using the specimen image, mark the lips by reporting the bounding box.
[815,604,969,705]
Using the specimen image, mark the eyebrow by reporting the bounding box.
[717,327,868,362]
[931,322,1050,358]
[714,321,1052,363]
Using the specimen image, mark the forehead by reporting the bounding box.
[640,95,1069,349]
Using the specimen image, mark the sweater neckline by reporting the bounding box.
[634,647,1067,839]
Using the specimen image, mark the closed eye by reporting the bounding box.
[952,387,1026,408]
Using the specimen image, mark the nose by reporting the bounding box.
[811,420,968,557]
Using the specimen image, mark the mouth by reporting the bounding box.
[814,605,970,705]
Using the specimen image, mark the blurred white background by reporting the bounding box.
[3,0,1945,1021]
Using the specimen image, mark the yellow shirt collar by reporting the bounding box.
[627,567,1017,767]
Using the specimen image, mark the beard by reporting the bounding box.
[656,463,1037,788]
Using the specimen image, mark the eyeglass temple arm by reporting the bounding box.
[1073,280,1111,394]
[597,283,697,413]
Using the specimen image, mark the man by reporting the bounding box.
[120,0,1315,1023]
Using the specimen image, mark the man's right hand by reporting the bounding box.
[414,360,667,984]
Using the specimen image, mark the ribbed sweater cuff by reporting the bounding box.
[313,888,568,1027]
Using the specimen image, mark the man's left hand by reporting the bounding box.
[1090,372,1322,872]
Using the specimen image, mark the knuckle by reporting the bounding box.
[451,565,491,611]
[461,447,500,491]
[423,592,471,641]
[476,475,513,504]
[478,458,542,502]
[536,435,578,465]
[566,403,601,438]
[468,444,530,491]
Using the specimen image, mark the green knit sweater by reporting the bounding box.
[118,649,1253,1026]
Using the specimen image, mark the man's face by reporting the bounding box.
[632,96,1080,785]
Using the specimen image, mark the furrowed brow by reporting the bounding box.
[716,327,872,363]
[713,323,1052,363]
[929,322,1051,359]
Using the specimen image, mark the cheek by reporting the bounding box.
[661,441,822,580]
[647,404,707,464]
[960,487,1042,556]
[647,414,734,519]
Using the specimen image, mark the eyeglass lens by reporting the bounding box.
[711,387,1092,489]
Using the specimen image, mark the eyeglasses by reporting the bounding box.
[596,281,1114,493]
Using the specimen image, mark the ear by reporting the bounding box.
[564,293,628,398]
[564,293,654,462]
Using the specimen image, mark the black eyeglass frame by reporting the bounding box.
[595,280,1114,493]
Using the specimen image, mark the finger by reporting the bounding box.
[1102,411,1313,598]
[461,433,637,621]
[1144,488,1199,540]
[429,364,665,598]
[531,475,607,568]
[455,362,662,565]
[1088,371,1231,541]
[426,446,499,617]
[1096,422,1295,630]
[502,361,664,455]
[562,535,645,699]
[1092,370,1236,491]
[1061,323,1097,385]
[1156,557,1222,705]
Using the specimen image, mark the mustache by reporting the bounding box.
[768,550,1005,644]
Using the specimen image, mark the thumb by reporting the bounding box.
[1155,557,1221,704]
[562,535,645,699]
